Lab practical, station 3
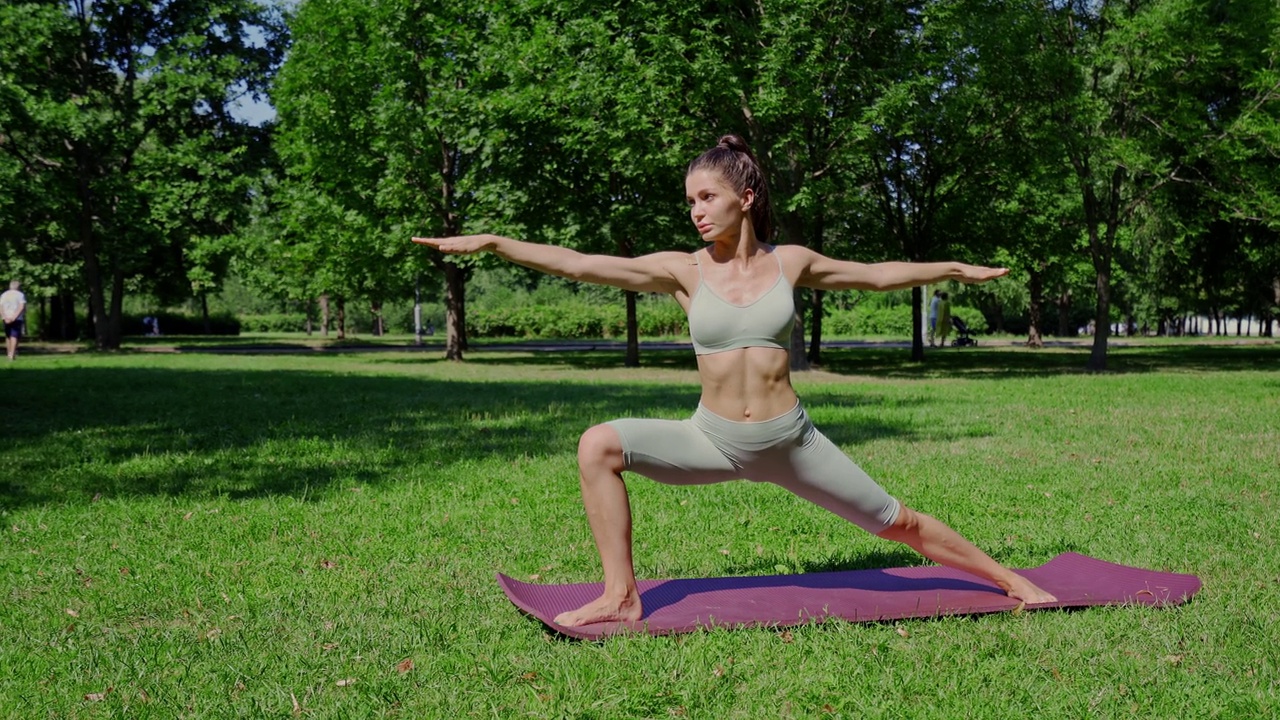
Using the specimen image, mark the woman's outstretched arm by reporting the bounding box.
[412,234,685,294]
[786,245,1007,292]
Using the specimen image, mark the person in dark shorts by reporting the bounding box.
[1,280,26,361]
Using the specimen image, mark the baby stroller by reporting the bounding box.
[950,316,978,347]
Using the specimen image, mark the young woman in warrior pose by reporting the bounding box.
[413,135,1057,627]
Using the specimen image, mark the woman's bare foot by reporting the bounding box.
[554,591,643,627]
[1000,574,1057,604]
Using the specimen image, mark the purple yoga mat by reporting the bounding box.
[497,552,1201,640]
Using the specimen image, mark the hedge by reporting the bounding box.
[238,314,310,333]
[229,301,995,340]
[469,300,687,339]
[824,305,988,337]
[126,312,240,336]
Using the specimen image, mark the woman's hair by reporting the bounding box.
[687,134,773,241]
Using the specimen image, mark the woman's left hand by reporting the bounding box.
[411,234,497,255]
[956,265,1009,284]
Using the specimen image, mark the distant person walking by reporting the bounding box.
[1,280,27,361]
[927,289,941,347]
[936,292,952,347]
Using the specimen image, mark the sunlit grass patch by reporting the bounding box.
[1,344,1277,718]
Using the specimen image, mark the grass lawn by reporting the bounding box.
[1,341,1277,718]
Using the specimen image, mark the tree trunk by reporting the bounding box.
[805,213,825,367]
[624,290,639,368]
[1027,266,1045,348]
[1056,288,1072,337]
[910,286,924,362]
[201,294,211,334]
[319,294,330,337]
[336,297,346,340]
[1087,265,1111,372]
[371,301,384,336]
[904,230,927,362]
[1271,279,1280,337]
[808,289,824,367]
[619,236,639,368]
[991,298,1005,334]
[443,262,467,361]
[48,292,76,341]
[1082,175,1118,371]
[440,138,469,359]
[78,157,116,349]
[107,269,124,349]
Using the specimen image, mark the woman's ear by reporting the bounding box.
[740,188,755,211]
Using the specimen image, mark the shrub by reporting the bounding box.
[127,312,241,336]
[466,297,685,340]
[637,299,687,337]
[238,314,309,333]
[822,305,989,337]
[853,306,915,336]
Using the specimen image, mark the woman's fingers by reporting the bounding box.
[411,236,487,254]
[960,265,1008,283]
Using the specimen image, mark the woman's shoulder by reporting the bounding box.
[639,249,699,266]
[773,243,823,266]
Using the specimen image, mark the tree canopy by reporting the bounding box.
[3,0,1277,363]
[0,0,286,348]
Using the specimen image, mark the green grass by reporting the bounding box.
[1,342,1278,718]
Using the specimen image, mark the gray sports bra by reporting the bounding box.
[688,250,795,355]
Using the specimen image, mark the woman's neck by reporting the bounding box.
[706,223,762,263]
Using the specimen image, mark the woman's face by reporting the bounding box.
[685,169,753,242]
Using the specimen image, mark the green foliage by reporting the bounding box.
[8,0,1280,361]
[825,305,987,337]
[134,312,241,336]
[469,296,686,339]
[237,313,309,333]
[0,0,286,349]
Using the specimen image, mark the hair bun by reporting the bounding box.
[716,134,749,153]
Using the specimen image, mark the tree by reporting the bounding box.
[0,0,285,348]
[273,0,536,351]
[491,3,714,365]
[1036,0,1251,369]
[270,0,394,340]
[851,0,1062,360]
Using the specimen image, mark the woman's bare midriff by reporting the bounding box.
[695,346,797,421]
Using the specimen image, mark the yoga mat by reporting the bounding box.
[497,552,1201,640]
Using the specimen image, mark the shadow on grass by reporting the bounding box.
[0,365,923,510]
[729,548,926,575]
[8,342,1270,509]
[361,342,1279,379]
[811,343,1280,379]
[725,538,1090,577]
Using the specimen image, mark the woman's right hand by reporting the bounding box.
[411,234,498,255]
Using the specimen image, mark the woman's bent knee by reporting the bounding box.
[578,424,624,472]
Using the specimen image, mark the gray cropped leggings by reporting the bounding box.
[606,403,901,534]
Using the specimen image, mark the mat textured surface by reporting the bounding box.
[497,552,1201,640]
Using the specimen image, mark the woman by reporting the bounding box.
[413,135,1056,627]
